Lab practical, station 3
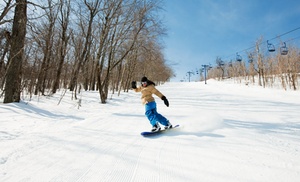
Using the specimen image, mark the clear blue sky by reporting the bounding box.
[161,0,300,81]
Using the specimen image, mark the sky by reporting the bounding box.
[161,0,300,81]
[1,80,300,181]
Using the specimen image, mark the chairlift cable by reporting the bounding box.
[268,26,300,42]
[282,35,300,44]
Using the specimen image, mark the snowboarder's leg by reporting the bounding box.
[145,101,170,128]
[145,109,161,131]
[145,109,158,126]
[154,110,169,126]
[145,108,169,126]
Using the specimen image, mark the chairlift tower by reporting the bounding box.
[186,71,194,82]
[202,64,211,84]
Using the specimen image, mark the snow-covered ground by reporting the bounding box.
[1,79,300,182]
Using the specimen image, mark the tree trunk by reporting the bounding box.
[52,0,70,94]
[4,0,27,103]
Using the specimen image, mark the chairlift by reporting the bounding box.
[280,42,288,55]
[248,53,254,63]
[208,64,213,70]
[267,40,275,52]
[236,52,242,62]
[218,61,225,66]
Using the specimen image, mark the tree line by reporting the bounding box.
[0,0,174,104]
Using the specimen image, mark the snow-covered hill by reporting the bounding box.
[1,80,299,181]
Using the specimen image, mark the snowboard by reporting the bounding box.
[141,124,179,137]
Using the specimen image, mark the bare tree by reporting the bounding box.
[4,0,27,103]
[34,0,58,95]
[0,30,11,80]
[0,0,14,88]
[68,0,101,92]
[282,47,298,90]
[95,0,140,103]
[247,52,256,84]
[51,0,71,94]
[0,0,15,25]
[252,38,265,87]
[215,57,225,79]
[95,0,168,103]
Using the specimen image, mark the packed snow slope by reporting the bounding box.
[1,80,300,182]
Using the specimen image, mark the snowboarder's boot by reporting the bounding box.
[164,121,173,129]
[151,123,161,132]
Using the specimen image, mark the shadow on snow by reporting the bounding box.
[224,119,300,135]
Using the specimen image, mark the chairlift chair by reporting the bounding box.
[218,60,225,66]
[236,52,242,62]
[280,42,288,55]
[248,53,254,63]
[207,64,213,70]
[267,40,275,52]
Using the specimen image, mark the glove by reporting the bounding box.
[131,81,137,89]
[161,96,169,107]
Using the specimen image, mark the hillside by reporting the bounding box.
[1,80,300,182]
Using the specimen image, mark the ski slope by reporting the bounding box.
[1,80,300,182]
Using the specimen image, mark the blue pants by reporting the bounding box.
[145,101,168,126]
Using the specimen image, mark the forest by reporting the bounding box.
[0,0,174,104]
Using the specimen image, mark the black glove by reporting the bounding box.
[131,81,137,89]
[161,96,169,107]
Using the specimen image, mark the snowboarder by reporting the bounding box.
[132,76,172,132]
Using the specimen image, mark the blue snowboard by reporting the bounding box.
[141,124,180,137]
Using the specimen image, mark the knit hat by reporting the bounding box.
[141,76,148,82]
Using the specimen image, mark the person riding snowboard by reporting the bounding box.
[132,76,172,132]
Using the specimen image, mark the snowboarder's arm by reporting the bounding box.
[133,87,142,92]
[132,81,142,92]
[151,86,169,107]
[161,96,169,107]
[131,81,137,89]
[151,86,163,98]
